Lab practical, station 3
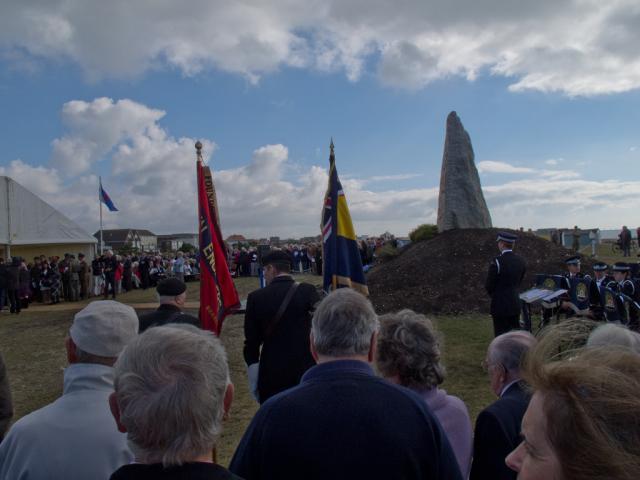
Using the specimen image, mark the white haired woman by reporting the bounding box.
[375,310,472,478]
[109,324,239,479]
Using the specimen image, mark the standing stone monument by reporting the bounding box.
[437,111,492,232]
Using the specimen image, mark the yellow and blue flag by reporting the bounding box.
[321,141,368,295]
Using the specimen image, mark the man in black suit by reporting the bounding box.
[470,331,536,480]
[485,232,527,337]
[243,250,320,404]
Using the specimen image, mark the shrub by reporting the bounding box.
[409,224,439,243]
[377,243,400,261]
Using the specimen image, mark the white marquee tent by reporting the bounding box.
[0,176,97,261]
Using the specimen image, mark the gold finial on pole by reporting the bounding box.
[195,141,203,163]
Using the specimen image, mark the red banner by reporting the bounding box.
[197,160,240,335]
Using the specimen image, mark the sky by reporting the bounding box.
[1,0,639,238]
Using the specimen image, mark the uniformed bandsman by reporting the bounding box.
[612,262,639,331]
[485,232,526,337]
[588,262,615,320]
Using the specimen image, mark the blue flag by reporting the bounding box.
[321,141,368,295]
[99,180,118,212]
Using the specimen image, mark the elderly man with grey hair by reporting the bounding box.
[470,330,537,480]
[109,324,238,480]
[230,288,463,480]
[0,301,138,480]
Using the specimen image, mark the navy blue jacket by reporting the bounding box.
[470,382,530,480]
[229,360,462,480]
[485,250,526,317]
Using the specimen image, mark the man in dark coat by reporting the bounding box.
[102,250,117,299]
[470,331,536,480]
[5,257,21,314]
[230,288,463,480]
[243,249,320,404]
[485,232,526,337]
[0,259,7,312]
[138,278,200,333]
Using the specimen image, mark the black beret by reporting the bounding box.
[261,250,291,266]
[156,277,187,296]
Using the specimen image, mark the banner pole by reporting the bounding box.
[99,176,104,255]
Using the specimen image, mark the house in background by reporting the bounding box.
[93,229,157,253]
[226,234,247,247]
[157,233,198,252]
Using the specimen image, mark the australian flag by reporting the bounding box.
[99,179,118,212]
[321,141,368,295]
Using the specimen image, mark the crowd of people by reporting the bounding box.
[0,251,199,311]
[1,237,640,479]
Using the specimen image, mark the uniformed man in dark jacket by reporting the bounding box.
[5,257,21,315]
[138,278,200,333]
[612,262,639,331]
[588,262,615,320]
[243,250,320,404]
[485,232,526,337]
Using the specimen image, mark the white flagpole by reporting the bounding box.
[99,176,104,255]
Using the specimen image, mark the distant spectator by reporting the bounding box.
[109,325,238,480]
[138,278,200,333]
[172,251,185,282]
[0,259,7,313]
[619,225,632,257]
[6,257,21,314]
[376,310,472,478]
[0,352,12,443]
[0,301,138,479]
[572,226,581,253]
[470,331,537,480]
[18,261,31,309]
[230,288,462,480]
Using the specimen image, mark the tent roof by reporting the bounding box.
[0,176,97,246]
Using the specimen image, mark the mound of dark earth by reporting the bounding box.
[367,228,592,315]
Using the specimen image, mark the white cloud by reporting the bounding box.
[478,161,534,174]
[1,1,640,95]
[544,158,562,166]
[51,98,166,175]
[0,160,62,196]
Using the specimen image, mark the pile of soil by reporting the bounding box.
[367,228,592,315]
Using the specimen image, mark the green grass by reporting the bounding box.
[0,274,495,466]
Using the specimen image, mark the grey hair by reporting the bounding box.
[114,324,229,467]
[489,330,536,375]
[311,288,379,357]
[587,323,640,353]
[375,310,445,389]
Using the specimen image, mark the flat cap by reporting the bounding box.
[70,300,138,357]
[156,277,187,296]
[565,255,581,265]
[497,232,517,243]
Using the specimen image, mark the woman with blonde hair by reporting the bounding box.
[506,324,640,479]
[376,309,472,478]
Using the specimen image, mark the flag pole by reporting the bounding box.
[99,176,104,255]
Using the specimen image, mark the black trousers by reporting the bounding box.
[104,273,116,299]
[7,289,20,314]
[492,314,519,337]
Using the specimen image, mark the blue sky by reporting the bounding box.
[1,0,639,237]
